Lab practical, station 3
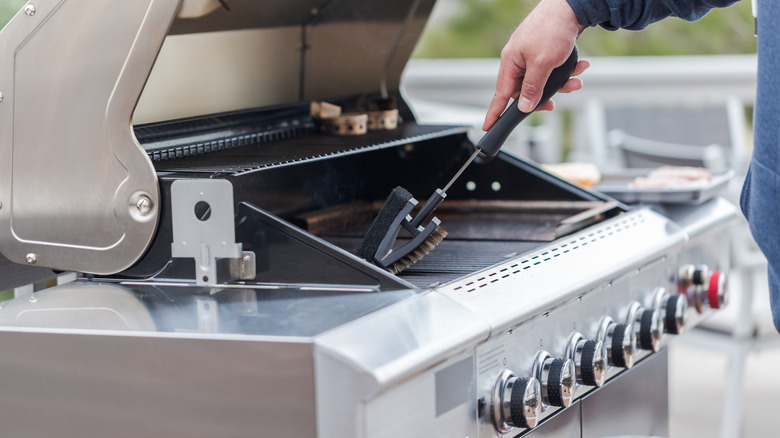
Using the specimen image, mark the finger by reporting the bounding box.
[483,95,510,131]
[557,77,583,93]
[517,64,553,113]
[483,61,525,130]
[537,99,555,111]
[571,59,590,77]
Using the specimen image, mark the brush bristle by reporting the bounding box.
[386,226,447,275]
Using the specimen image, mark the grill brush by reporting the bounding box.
[358,47,579,274]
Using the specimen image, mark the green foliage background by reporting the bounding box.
[1,0,755,57]
[414,0,756,58]
[0,0,25,30]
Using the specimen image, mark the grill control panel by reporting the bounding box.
[478,255,722,436]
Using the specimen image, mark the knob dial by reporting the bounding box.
[492,370,541,433]
[599,317,636,369]
[692,265,709,286]
[566,332,607,387]
[661,294,688,334]
[532,351,576,408]
[707,270,728,309]
[628,302,662,352]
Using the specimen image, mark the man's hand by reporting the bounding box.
[482,0,588,131]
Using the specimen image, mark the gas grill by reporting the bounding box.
[0,1,736,437]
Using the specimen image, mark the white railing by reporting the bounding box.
[403,54,757,109]
[402,55,758,164]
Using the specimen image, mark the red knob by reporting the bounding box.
[708,271,726,309]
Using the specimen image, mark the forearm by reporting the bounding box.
[567,0,741,30]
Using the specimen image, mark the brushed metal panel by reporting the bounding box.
[315,291,490,438]
[581,349,669,438]
[135,27,301,125]
[526,400,581,438]
[0,330,315,438]
[0,0,179,273]
[439,209,687,332]
[304,0,435,101]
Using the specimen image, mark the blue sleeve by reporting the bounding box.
[566,0,741,31]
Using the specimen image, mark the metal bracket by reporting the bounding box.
[170,179,242,286]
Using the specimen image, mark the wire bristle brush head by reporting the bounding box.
[385,226,447,275]
[357,186,446,274]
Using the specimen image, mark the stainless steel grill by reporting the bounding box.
[0,1,737,437]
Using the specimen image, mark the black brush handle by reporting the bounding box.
[476,46,579,157]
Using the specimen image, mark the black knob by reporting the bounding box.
[692,265,709,285]
[609,323,636,369]
[547,359,566,407]
[493,370,542,433]
[578,340,607,387]
[637,308,661,352]
[663,294,688,334]
[533,352,576,408]
[509,377,540,429]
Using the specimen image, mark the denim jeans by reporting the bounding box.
[741,160,780,332]
[740,0,780,333]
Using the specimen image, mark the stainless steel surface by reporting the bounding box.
[0,330,316,438]
[170,179,242,285]
[230,251,257,280]
[315,291,489,438]
[0,197,738,437]
[581,349,670,438]
[0,0,180,274]
[0,1,743,437]
[522,400,580,438]
[438,209,688,332]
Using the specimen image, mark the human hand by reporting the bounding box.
[482,0,588,131]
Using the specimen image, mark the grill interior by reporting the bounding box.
[128,104,622,289]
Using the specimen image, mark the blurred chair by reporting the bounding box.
[571,97,749,174]
[609,129,727,170]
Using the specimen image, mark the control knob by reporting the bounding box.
[678,264,728,313]
[653,288,688,335]
[532,351,576,408]
[707,270,728,309]
[566,332,607,387]
[627,302,663,352]
[492,370,542,433]
[597,316,636,369]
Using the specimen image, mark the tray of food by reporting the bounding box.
[592,166,733,205]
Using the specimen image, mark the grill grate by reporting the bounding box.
[151,124,467,175]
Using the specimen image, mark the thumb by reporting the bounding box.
[517,66,553,113]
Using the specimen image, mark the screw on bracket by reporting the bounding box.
[136,195,152,215]
[24,5,36,16]
[26,253,37,265]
